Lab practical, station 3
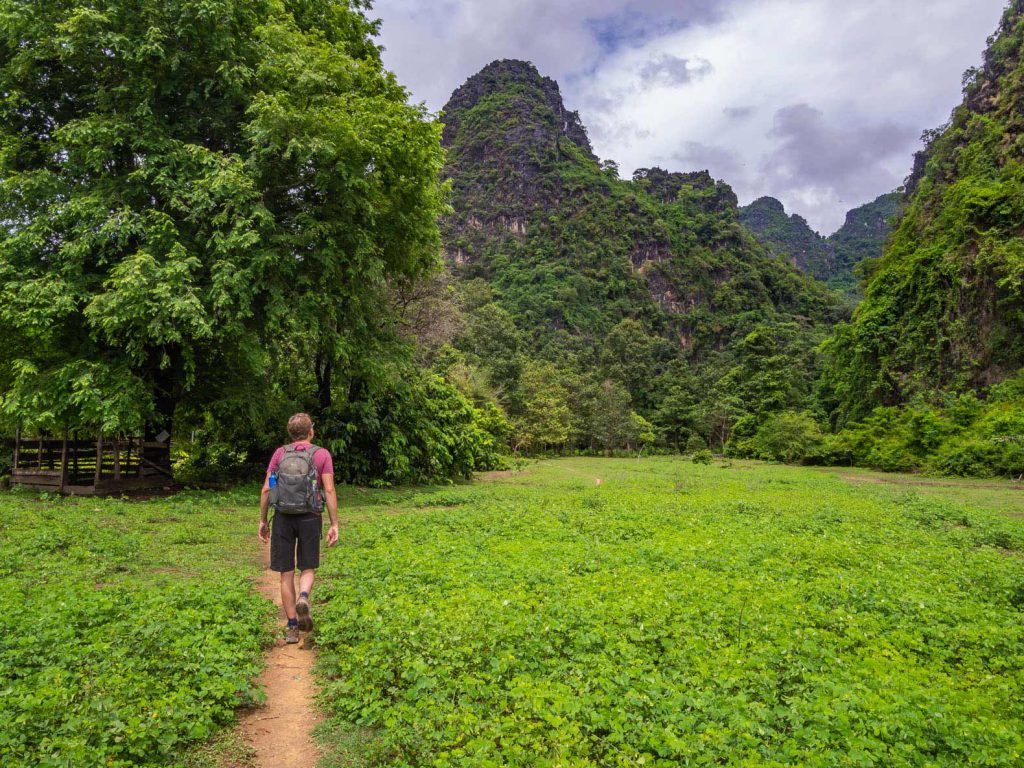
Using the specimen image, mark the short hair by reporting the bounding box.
[287,413,313,441]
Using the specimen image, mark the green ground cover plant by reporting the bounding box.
[314,457,1024,767]
[0,488,272,768]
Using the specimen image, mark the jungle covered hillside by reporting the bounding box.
[740,192,902,292]
[435,59,843,456]
[824,1,1024,421]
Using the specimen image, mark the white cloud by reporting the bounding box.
[372,0,1007,233]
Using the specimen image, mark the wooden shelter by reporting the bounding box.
[10,431,173,495]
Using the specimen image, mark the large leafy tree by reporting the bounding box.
[0,0,445,436]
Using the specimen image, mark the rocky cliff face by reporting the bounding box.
[439,59,838,356]
[740,192,901,290]
[442,59,594,159]
[828,192,902,280]
[441,59,594,232]
[739,197,833,279]
[827,1,1024,415]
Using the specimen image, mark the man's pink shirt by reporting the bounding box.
[267,441,334,479]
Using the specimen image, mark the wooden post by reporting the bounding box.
[94,434,103,486]
[12,428,20,471]
[112,438,121,481]
[60,428,68,494]
[72,431,79,481]
[37,436,43,468]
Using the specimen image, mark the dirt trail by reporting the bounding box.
[237,544,322,768]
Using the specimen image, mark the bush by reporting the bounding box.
[930,437,1024,478]
[735,411,823,464]
[691,448,713,465]
[173,441,251,484]
[821,371,1024,478]
[829,407,922,472]
[327,369,510,485]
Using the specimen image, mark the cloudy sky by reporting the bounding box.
[371,0,1007,234]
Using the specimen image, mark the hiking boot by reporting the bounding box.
[295,596,313,632]
[285,624,300,644]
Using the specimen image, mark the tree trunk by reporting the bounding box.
[315,350,333,412]
[148,348,180,441]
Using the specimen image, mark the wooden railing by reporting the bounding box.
[10,433,172,493]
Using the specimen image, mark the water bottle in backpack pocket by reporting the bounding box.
[272,445,323,515]
[267,471,278,509]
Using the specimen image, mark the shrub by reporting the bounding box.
[829,407,921,472]
[173,441,250,484]
[823,372,1024,478]
[930,437,1024,478]
[733,411,827,466]
[327,370,509,485]
[735,411,823,464]
[691,448,713,464]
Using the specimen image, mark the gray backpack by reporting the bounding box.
[271,444,323,515]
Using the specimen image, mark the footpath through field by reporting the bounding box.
[237,545,322,768]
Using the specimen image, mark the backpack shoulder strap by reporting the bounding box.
[305,445,321,471]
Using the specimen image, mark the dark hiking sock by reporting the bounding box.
[287,618,298,628]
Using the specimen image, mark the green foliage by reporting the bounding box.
[0,488,272,768]
[590,379,634,454]
[735,410,824,463]
[930,437,1024,478]
[313,458,1024,766]
[511,361,571,453]
[325,367,508,486]
[690,447,713,464]
[630,411,657,453]
[0,0,445,443]
[684,432,708,453]
[173,440,250,485]
[599,319,656,407]
[818,373,1024,477]
[825,5,1024,420]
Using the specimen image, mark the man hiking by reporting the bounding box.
[259,413,340,644]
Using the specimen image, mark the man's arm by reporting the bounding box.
[258,471,271,543]
[322,473,339,546]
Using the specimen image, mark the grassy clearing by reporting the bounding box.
[313,457,1024,767]
[0,487,272,768]
[2,459,1022,767]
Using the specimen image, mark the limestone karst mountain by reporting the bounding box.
[439,59,840,364]
[740,193,902,290]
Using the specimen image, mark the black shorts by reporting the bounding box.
[270,512,322,572]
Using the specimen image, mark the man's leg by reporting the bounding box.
[270,514,301,643]
[294,516,321,633]
[280,570,298,621]
[295,569,315,631]
[299,568,315,595]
